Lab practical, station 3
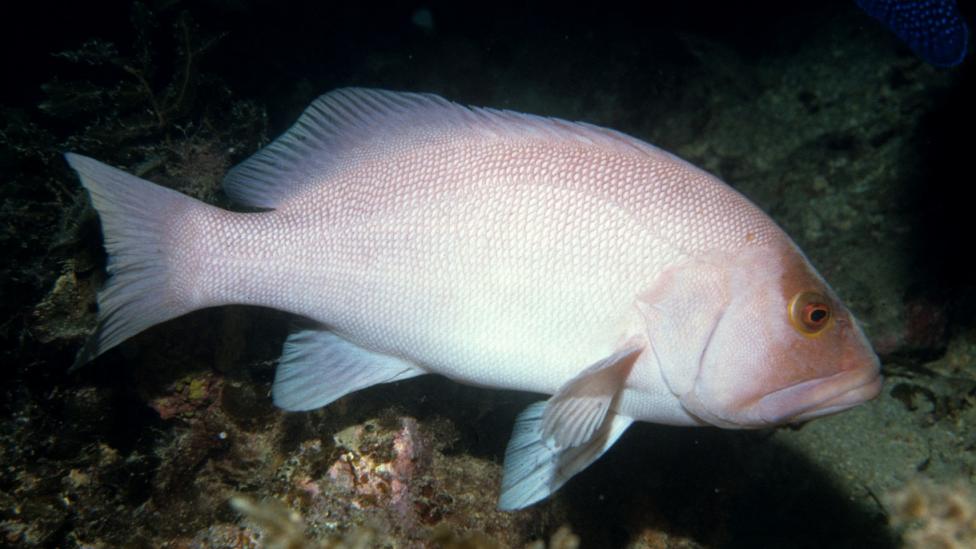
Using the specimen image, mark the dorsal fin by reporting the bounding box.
[223,88,669,209]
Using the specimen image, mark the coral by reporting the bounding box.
[149,373,223,420]
[232,493,579,549]
[231,495,377,549]
[887,478,976,549]
[431,524,580,549]
[260,412,537,546]
[327,417,424,515]
[230,495,312,549]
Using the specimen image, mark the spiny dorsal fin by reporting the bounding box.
[223,88,671,209]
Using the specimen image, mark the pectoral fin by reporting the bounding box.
[498,402,634,510]
[498,347,641,509]
[541,345,641,449]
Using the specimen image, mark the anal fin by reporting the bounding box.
[272,327,426,411]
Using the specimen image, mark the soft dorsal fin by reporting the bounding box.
[223,88,670,209]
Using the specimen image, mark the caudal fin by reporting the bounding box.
[66,153,201,368]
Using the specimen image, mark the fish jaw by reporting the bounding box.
[755,357,883,424]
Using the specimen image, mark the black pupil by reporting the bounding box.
[809,307,827,323]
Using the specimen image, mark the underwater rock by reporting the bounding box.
[30,260,97,345]
[874,294,949,361]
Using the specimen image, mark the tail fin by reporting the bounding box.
[66,153,201,368]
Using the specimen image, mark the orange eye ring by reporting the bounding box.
[788,291,833,337]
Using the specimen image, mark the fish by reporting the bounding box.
[66,88,883,510]
[856,0,969,67]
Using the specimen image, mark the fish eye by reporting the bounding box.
[788,291,832,336]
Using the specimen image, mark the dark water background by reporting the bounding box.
[1,1,974,547]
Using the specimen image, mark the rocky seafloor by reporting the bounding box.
[1,2,974,548]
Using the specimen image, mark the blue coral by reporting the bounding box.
[857,0,969,67]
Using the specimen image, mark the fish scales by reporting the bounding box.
[66,88,882,509]
[183,135,768,391]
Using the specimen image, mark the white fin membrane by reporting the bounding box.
[66,153,207,368]
[541,346,641,449]
[223,88,676,209]
[498,402,634,510]
[272,327,427,411]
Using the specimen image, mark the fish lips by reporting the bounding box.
[756,362,884,425]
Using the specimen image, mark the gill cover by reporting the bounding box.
[636,255,729,402]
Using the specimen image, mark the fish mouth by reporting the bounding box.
[756,363,884,425]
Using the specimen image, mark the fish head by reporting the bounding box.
[647,243,883,429]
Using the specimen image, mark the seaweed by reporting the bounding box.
[40,4,226,152]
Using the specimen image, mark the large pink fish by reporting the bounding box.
[67,88,882,509]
